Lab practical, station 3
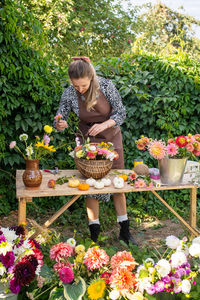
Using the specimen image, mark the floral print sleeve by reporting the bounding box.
[100,77,126,126]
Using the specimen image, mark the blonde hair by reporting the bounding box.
[68,60,99,111]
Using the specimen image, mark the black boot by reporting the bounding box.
[119,220,138,246]
[89,224,100,242]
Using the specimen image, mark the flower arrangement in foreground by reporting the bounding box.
[74,141,119,161]
[46,234,200,300]
[9,125,56,160]
[135,134,200,160]
[0,225,43,295]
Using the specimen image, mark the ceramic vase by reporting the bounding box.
[158,157,187,185]
[0,283,17,300]
[22,159,42,189]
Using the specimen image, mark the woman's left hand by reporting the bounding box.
[88,119,116,136]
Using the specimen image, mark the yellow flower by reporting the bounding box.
[75,253,85,263]
[88,279,106,300]
[75,244,85,254]
[35,141,45,148]
[35,141,56,152]
[76,150,84,158]
[44,125,53,134]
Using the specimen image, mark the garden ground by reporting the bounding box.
[0,210,186,249]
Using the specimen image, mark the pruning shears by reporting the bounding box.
[43,167,59,175]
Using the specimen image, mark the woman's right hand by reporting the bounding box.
[56,120,68,131]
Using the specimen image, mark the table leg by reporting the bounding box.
[151,190,199,237]
[18,197,32,225]
[190,187,197,238]
[30,195,80,239]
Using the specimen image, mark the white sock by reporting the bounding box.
[117,214,128,223]
[89,219,100,225]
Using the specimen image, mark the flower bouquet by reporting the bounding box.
[135,134,200,160]
[48,238,140,300]
[73,141,119,179]
[136,235,200,299]
[0,225,43,295]
[9,125,56,161]
[135,134,200,185]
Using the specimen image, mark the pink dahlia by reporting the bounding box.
[135,179,146,188]
[50,242,73,262]
[83,246,109,271]
[110,251,136,271]
[167,138,174,144]
[137,142,146,151]
[175,136,187,148]
[166,143,178,157]
[109,267,137,290]
[148,140,166,159]
[53,261,71,273]
[9,277,21,294]
[97,148,108,155]
[193,149,200,156]
[154,280,165,293]
[54,114,63,121]
[186,143,194,152]
[59,266,74,283]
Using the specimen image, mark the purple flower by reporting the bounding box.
[154,280,165,293]
[9,277,21,294]
[0,235,6,243]
[10,225,25,236]
[175,268,186,278]
[43,134,50,145]
[162,276,172,284]
[0,251,15,268]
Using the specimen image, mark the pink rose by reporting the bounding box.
[9,141,16,149]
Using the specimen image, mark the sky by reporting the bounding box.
[125,0,200,38]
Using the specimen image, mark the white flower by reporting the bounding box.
[192,236,200,245]
[69,150,75,158]
[26,145,34,157]
[67,238,76,247]
[189,243,200,257]
[19,133,28,141]
[109,289,120,300]
[130,292,144,300]
[136,278,152,294]
[106,151,115,161]
[171,251,187,268]
[0,263,6,276]
[156,259,171,277]
[88,145,96,151]
[181,279,191,294]
[148,267,155,274]
[166,235,180,249]
[1,227,18,242]
[35,264,42,276]
[0,242,12,255]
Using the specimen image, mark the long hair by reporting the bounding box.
[68,60,99,111]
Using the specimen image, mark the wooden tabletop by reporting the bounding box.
[16,169,197,198]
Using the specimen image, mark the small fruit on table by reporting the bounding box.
[113,176,124,189]
[48,179,56,188]
[78,183,90,191]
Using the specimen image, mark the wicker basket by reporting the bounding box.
[74,157,113,179]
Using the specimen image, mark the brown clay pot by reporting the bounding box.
[22,159,42,189]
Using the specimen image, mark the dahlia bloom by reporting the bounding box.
[110,251,136,271]
[86,151,96,159]
[83,246,109,271]
[148,140,166,159]
[100,272,111,284]
[110,267,137,291]
[166,235,180,249]
[135,179,146,188]
[50,242,73,262]
[186,143,194,152]
[175,136,187,148]
[166,143,178,156]
[59,266,74,283]
[129,172,137,180]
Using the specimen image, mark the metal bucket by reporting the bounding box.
[158,157,187,185]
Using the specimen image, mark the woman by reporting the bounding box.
[55,57,137,245]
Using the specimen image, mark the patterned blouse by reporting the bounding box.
[56,77,126,126]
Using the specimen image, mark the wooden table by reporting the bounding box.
[16,169,200,238]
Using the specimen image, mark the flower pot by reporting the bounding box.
[0,283,17,300]
[158,157,187,185]
[22,159,42,189]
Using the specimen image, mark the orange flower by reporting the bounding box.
[120,174,128,181]
[111,251,136,271]
[110,267,137,290]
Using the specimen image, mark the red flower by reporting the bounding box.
[100,272,111,284]
[175,136,187,148]
[14,260,36,286]
[86,151,96,159]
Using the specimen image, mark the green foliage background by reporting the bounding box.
[0,0,200,222]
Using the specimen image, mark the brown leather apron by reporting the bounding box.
[77,91,124,169]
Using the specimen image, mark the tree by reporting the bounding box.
[19,0,138,66]
[131,2,200,60]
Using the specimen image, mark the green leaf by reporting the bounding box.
[63,277,87,300]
